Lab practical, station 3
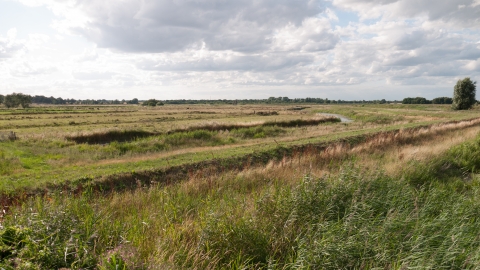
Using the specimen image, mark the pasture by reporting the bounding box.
[2,103,480,269]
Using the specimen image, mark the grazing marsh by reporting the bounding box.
[2,103,480,268]
[1,103,479,194]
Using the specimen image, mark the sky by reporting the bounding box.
[0,0,479,100]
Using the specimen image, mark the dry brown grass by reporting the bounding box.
[176,118,480,194]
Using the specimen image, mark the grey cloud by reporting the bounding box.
[333,0,480,27]
[466,59,480,71]
[424,63,468,77]
[393,30,428,50]
[395,0,480,26]
[137,53,313,72]
[389,76,438,85]
[386,43,480,67]
[72,0,325,53]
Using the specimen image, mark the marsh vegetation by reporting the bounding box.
[2,103,480,268]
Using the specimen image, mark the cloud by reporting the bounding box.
[73,48,99,62]
[9,61,57,77]
[332,0,480,27]
[72,71,116,80]
[466,58,480,71]
[33,0,326,53]
[136,50,313,72]
[272,17,340,52]
[6,0,480,100]
[0,29,27,60]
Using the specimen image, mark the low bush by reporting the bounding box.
[231,126,285,139]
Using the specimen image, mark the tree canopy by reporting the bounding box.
[432,97,453,104]
[3,93,32,108]
[142,99,164,106]
[452,77,477,110]
[402,97,430,104]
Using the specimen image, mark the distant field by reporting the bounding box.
[0,103,478,194]
[2,103,480,269]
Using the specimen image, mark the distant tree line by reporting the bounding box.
[432,97,454,104]
[1,94,398,107]
[163,97,401,105]
[0,94,140,106]
[31,96,136,105]
[0,93,467,108]
[31,95,77,105]
[143,99,164,106]
[402,97,453,104]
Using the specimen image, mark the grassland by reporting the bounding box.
[1,103,478,194]
[2,103,480,269]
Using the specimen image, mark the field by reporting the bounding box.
[2,103,480,269]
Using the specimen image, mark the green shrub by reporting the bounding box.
[231,126,285,139]
[0,209,98,268]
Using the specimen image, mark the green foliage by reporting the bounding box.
[348,113,404,124]
[6,137,480,268]
[169,118,338,134]
[402,97,431,104]
[0,150,22,176]
[406,134,480,187]
[3,93,32,108]
[98,253,128,270]
[142,99,163,106]
[127,98,139,104]
[200,217,270,266]
[0,200,103,269]
[70,129,228,159]
[452,77,477,110]
[184,155,480,268]
[231,126,285,139]
[163,130,221,146]
[0,94,4,104]
[432,96,453,104]
[263,118,340,127]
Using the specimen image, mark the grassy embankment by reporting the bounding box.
[2,111,480,268]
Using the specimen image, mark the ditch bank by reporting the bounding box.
[3,117,480,209]
[317,113,354,123]
[66,117,341,144]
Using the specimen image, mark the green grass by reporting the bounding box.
[4,104,480,269]
[4,133,480,268]
[231,126,286,139]
[2,115,480,195]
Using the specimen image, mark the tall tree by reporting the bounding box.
[452,77,477,110]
